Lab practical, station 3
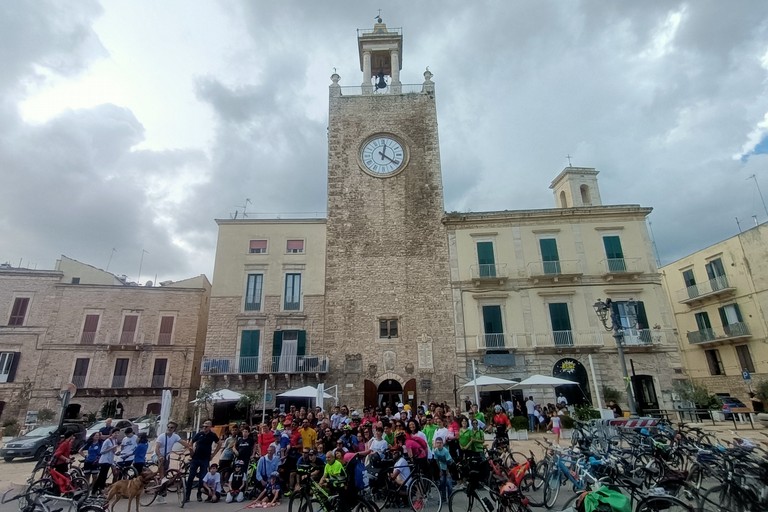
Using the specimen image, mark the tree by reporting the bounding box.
[755,380,768,402]
[672,381,720,409]
[602,385,622,403]
[235,391,263,425]
[194,386,215,422]
[37,408,56,424]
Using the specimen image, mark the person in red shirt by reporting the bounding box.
[492,405,511,441]
[258,423,276,457]
[53,430,75,475]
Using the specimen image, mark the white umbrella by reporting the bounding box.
[189,388,243,404]
[460,376,518,392]
[511,375,579,388]
[278,385,333,399]
[158,389,172,435]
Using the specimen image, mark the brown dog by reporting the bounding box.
[105,469,156,512]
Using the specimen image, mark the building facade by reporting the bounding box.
[660,223,768,406]
[0,256,210,425]
[447,168,681,411]
[200,20,680,413]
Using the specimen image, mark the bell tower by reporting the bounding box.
[324,18,456,408]
[358,16,403,93]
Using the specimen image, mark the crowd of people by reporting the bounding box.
[57,396,583,505]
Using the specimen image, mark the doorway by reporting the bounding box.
[377,379,403,409]
[631,375,659,415]
[552,358,591,406]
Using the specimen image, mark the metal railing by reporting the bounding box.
[111,375,127,388]
[336,84,427,96]
[527,259,582,277]
[244,302,261,312]
[283,301,301,311]
[469,263,508,280]
[357,27,403,36]
[532,330,605,348]
[157,333,172,345]
[200,355,329,375]
[676,275,734,302]
[476,334,517,350]
[151,375,166,388]
[80,332,96,344]
[71,375,87,388]
[600,258,642,274]
[687,322,750,344]
[621,328,665,346]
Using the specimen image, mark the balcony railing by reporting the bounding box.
[469,264,508,280]
[244,302,262,312]
[80,332,96,344]
[527,259,582,278]
[676,275,735,303]
[600,258,642,274]
[111,375,127,388]
[200,355,329,375]
[151,375,166,388]
[284,301,301,311]
[336,84,427,96]
[120,332,136,344]
[71,375,87,388]
[532,330,605,348]
[687,322,751,345]
[476,334,517,350]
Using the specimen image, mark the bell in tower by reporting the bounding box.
[358,15,403,94]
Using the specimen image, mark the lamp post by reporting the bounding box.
[593,298,639,417]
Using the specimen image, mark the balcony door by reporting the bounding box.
[549,303,573,346]
[611,300,650,344]
[539,238,561,274]
[718,304,744,336]
[694,312,714,341]
[72,358,89,388]
[151,359,167,388]
[273,330,306,372]
[111,358,129,388]
[602,236,625,272]
[682,269,698,298]
[705,258,726,290]
[240,330,260,373]
[482,305,504,349]
[476,241,496,277]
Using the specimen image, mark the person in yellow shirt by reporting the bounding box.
[299,419,317,449]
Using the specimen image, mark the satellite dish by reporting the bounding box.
[59,382,77,400]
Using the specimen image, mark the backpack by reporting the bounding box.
[583,488,631,512]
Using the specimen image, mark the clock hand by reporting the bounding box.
[378,151,400,165]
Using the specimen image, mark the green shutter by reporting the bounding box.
[718,307,728,327]
[297,330,307,356]
[635,301,649,329]
[476,242,496,277]
[539,238,561,274]
[239,331,260,373]
[602,236,624,259]
[549,303,571,331]
[272,331,283,372]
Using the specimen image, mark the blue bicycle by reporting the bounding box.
[542,446,601,508]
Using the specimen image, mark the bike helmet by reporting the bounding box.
[495,405,502,412]
[234,460,245,467]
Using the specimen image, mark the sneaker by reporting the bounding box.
[197,494,203,502]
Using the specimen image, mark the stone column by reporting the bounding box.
[362,51,373,95]
[330,73,341,98]
[390,50,401,93]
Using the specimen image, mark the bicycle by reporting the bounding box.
[448,463,532,512]
[2,486,108,512]
[365,454,442,512]
[138,453,190,507]
[290,461,377,512]
[542,445,601,508]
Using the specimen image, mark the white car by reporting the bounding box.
[86,419,139,442]
[130,414,160,437]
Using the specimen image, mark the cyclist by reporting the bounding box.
[491,405,511,447]
[226,460,247,503]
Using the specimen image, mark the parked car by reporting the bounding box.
[85,419,139,442]
[721,396,749,420]
[0,423,86,462]
[130,414,160,437]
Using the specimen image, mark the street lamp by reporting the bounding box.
[593,298,639,417]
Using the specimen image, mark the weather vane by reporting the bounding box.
[566,154,573,166]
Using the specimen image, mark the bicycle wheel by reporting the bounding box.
[177,476,187,508]
[636,494,695,512]
[698,485,740,512]
[448,489,485,512]
[542,467,560,509]
[518,472,546,508]
[298,498,323,512]
[165,469,181,492]
[138,475,160,507]
[409,476,442,512]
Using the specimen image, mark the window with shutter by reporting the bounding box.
[476,241,496,277]
[72,358,89,388]
[8,298,29,326]
[151,359,168,388]
[482,305,504,348]
[158,316,174,344]
[286,240,304,253]
[548,303,573,346]
[245,274,263,311]
[112,359,129,388]
[539,239,561,274]
[120,315,138,344]
[249,239,268,253]
[0,352,19,383]
[602,236,626,272]
[81,314,100,344]
[284,273,301,310]
[239,330,260,373]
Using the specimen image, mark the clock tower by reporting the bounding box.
[324,19,457,407]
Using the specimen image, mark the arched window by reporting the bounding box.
[580,184,591,205]
[559,190,568,208]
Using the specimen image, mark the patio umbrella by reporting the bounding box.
[460,376,519,392]
[190,388,243,404]
[158,389,172,434]
[511,375,578,388]
[278,385,333,399]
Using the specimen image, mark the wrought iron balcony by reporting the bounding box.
[111,375,127,388]
[469,264,508,283]
[532,330,605,349]
[527,260,583,280]
[71,375,87,388]
[476,334,517,350]
[200,355,329,375]
[599,258,643,276]
[677,276,736,304]
[687,322,750,345]
[151,375,166,388]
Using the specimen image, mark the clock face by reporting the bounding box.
[359,135,408,177]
